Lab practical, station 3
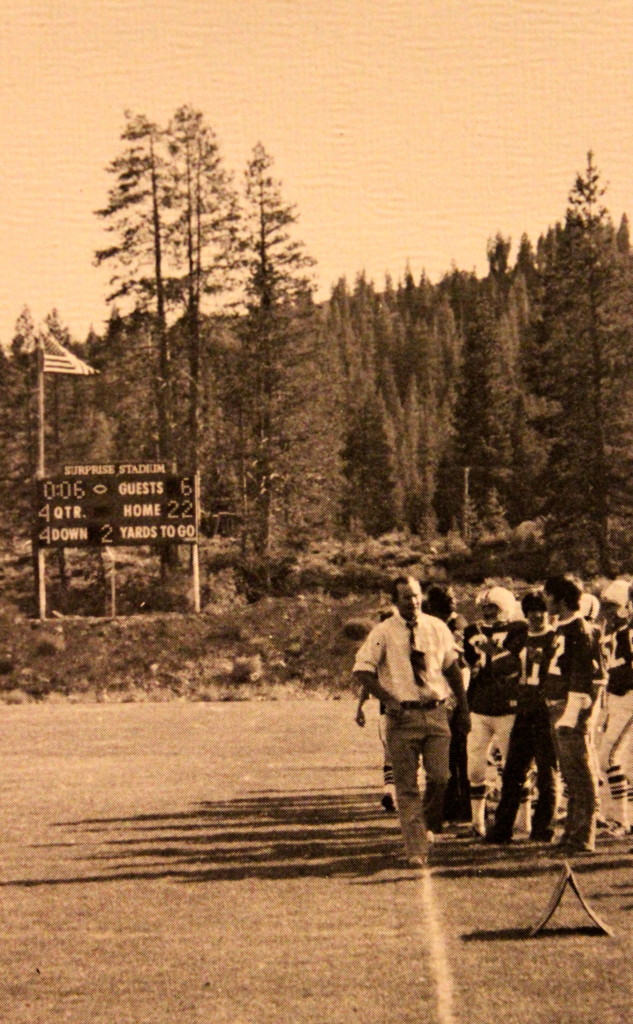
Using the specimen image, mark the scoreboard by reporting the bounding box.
[34,463,199,547]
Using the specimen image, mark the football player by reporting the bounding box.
[598,579,633,835]
[487,591,558,843]
[463,585,524,837]
[543,575,603,854]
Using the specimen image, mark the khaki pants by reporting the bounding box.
[385,705,451,859]
[556,726,598,851]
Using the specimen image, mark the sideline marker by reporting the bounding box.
[529,861,614,937]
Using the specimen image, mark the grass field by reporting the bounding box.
[0,698,631,1023]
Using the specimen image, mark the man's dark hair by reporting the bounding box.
[389,575,420,604]
[423,585,454,622]
[521,591,548,615]
[543,575,581,611]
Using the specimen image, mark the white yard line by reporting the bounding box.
[418,867,457,1024]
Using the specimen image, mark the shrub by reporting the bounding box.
[293,562,391,597]
[438,544,550,584]
[35,638,63,657]
[236,555,297,601]
[204,621,244,644]
[341,619,371,641]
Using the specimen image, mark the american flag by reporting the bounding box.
[42,337,98,376]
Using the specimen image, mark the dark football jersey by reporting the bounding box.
[542,615,601,703]
[517,628,556,712]
[464,619,525,716]
[603,624,633,696]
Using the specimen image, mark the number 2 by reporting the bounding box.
[548,634,565,676]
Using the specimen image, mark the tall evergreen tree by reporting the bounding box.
[166,106,241,466]
[616,212,631,255]
[400,375,426,534]
[95,112,174,459]
[341,389,397,536]
[450,289,515,528]
[230,143,316,559]
[0,309,38,533]
[88,309,159,460]
[535,153,633,572]
[7,307,38,478]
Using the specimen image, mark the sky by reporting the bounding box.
[2,0,633,345]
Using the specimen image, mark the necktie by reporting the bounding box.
[407,620,426,686]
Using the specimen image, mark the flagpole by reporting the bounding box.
[192,472,201,613]
[36,338,47,619]
[37,339,45,477]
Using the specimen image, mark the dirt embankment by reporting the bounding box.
[0,594,384,705]
[0,531,440,704]
[0,531,521,704]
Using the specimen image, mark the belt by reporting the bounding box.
[400,699,446,710]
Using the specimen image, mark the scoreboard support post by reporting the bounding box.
[103,546,117,618]
[111,555,117,618]
[192,543,201,613]
[192,472,201,613]
[37,548,46,620]
[35,348,47,619]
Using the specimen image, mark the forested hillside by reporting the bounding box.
[2,109,633,584]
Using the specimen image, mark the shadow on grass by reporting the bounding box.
[2,788,405,886]
[462,924,608,941]
[432,854,633,879]
[2,788,632,889]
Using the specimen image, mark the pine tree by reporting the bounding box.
[166,106,241,466]
[340,389,397,536]
[400,375,425,534]
[451,289,515,526]
[6,308,38,487]
[616,212,631,255]
[274,310,346,545]
[0,314,36,535]
[88,309,159,461]
[486,233,512,285]
[230,143,316,559]
[95,112,174,459]
[536,153,633,572]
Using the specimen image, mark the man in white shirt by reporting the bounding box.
[353,575,470,867]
